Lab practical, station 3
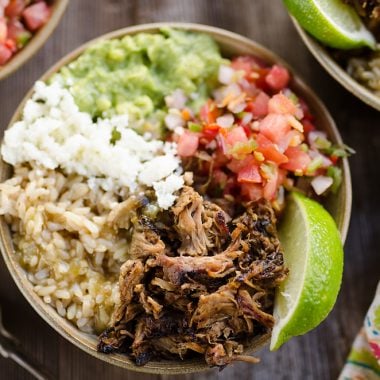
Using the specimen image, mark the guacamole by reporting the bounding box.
[54,28,224,135]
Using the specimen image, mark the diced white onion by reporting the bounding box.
[225,83,242,98]
[308,131,327,147]
[174,126,184,136]
[218,65,235,85]
[309,150,332,168]
[164,113,184,130]
[228,101,246,114]
[214,83,242,104]
[216,114,234,128]
[164,89,187,109]
[311,175,333,195]
[242,113,253,125]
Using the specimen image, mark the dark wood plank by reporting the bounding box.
[0,0,379,379]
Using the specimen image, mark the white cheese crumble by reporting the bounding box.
[1,81,184,209]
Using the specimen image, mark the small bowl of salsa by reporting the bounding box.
[0,0,69,80]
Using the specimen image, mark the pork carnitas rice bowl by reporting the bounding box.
[0,27,350,369]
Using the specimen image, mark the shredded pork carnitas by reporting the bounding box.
[98,186,288,368]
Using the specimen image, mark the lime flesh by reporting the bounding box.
[270,192,344,351]
[284,0,376,49]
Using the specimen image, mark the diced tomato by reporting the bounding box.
[231,55,266,78]
[268,93,298,116]
[221,126,248,148]
[277,168,287,186]
[0,18,7,43]
[239,78,260,97]
[4,38,16,52]
[227,154,256,173]
[0,43,12,64]
[256,133,288,164]
[231,56,253,77]
[263,169,279,200]
[23,2,51,31]
[302,119,316,135]
[5,0,26,18]
[254,67,271,91]
[330,155,339,165]
[177,131,199,157]
[259,114,291,144]
[246,91,270,117]
[201,123,219,142]
[276,129,304,152]
[231,56,270,88]
[231,56,270,89]
[299,98,314,121]
[241,183,263,202]
[237,163,262,184]
[7,19,31,48]
[281,146,311,172]
[200,100,219,124]
[265,65,290,91]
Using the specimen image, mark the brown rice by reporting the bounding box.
[0,164,132,333]
[347,49,380,95]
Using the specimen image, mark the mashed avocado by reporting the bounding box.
[54,28,224,135]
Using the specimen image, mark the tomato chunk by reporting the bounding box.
[7,19,31,48]
[231,56,253,76]
[302,119,316,135]
[281,146,311,172]
[265,65,290,91]
[222,126,248,147]
[177,131,199,157]
[227,155,256,173]
[0,43,12,64]
[200,100,219,124]
[263,173,278,200]
[23,2,51,31]
[237,163,262,184]
[259,114,291,144]
[241,183,263,202]
[247,91,269,117]
[5,0,26,18]
[268,93,298,115]
[256,133,289,164]
[0,18,7,43]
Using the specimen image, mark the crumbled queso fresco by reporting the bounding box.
[1,81,184,209]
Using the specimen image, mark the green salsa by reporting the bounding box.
[54,28,224,136]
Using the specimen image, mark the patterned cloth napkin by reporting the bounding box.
[339,282,380,379]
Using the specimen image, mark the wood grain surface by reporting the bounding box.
[0,1,379,379]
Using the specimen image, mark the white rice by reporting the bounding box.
[1,81,184,209]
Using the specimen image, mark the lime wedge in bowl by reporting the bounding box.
[271,192,344,350]
[283,0,376,49]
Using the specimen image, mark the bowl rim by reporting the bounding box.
[0,22,352,374]
[291,17,380,112]
[0,0,70,81]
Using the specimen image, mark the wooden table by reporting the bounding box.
[0,1,379,379]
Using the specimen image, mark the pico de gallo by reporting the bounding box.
[166,56,351,209]
[0,0,51,65]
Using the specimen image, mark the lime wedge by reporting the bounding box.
[284,0,376,49]
[270,192,343,351]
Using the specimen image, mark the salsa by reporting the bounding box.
[168,56,349,207]
[0,0,51,66]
